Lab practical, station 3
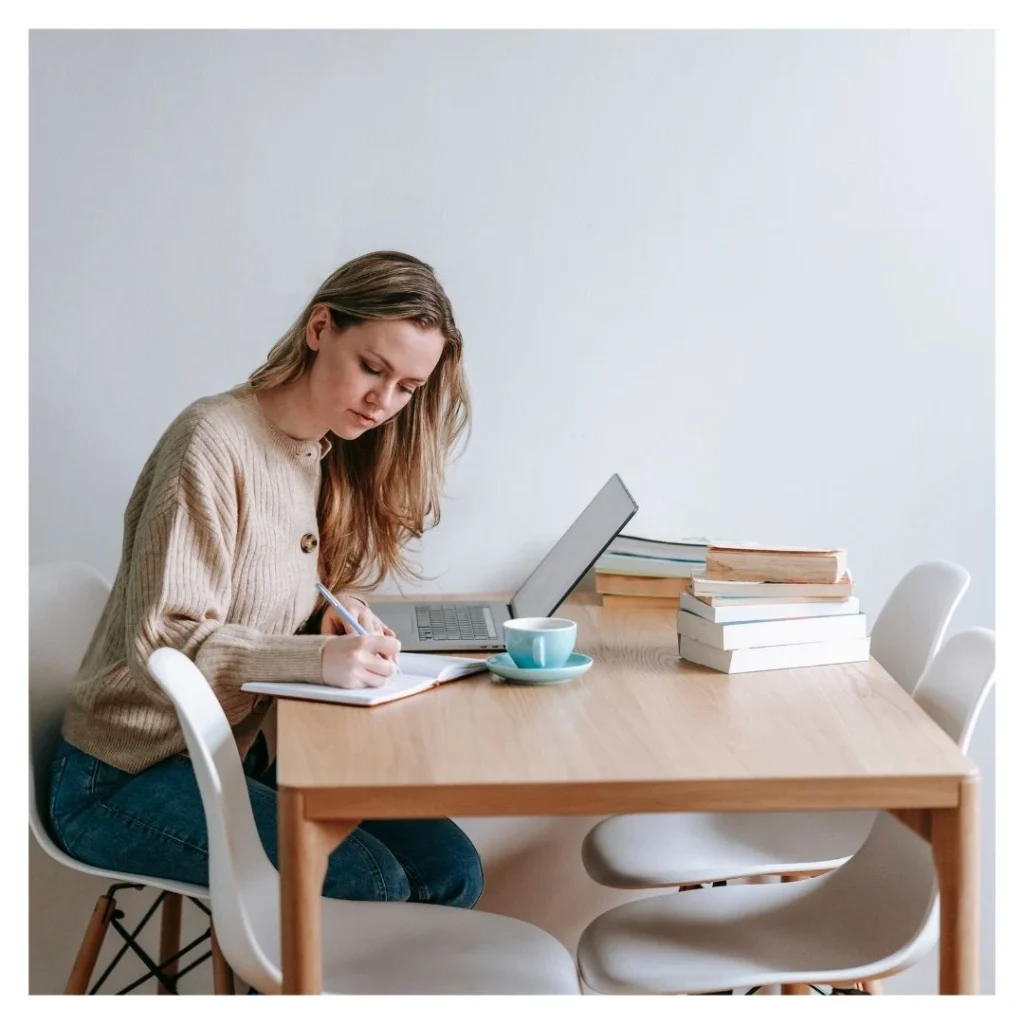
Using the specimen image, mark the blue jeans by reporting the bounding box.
[48,736,484,907]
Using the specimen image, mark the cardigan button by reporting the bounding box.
[300,533,318,553]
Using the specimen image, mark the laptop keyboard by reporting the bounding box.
[416,604,497,642]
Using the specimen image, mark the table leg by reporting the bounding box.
[279,787,358,994]
[931,775,981,994]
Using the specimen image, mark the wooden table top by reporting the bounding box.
[277,598,975,819]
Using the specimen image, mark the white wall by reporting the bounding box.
[29,29,994,994]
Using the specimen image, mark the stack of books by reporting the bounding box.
[677,544,870,673]
[594,535,709,609]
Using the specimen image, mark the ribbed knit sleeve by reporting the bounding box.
[126,433,330,720]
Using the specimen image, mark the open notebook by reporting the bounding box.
[241,653,489,707]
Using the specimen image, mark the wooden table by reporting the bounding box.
[276,599,979,994]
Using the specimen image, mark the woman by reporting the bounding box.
[49,251,483,907]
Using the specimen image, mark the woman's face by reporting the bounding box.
[306,307,446,440]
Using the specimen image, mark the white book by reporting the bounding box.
[677,634,871,674]
[595,552,705,578]
[687,593,851,607]
[242,653,487,707]
[677,610,867,650]
[679,591,861,624]
[690,573,854,599]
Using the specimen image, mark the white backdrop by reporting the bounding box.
[30,29,994,994]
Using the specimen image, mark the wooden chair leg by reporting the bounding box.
[64,894,116,994]
[861,979,884,994]
[157,892,183,994]
[211,926,235,995]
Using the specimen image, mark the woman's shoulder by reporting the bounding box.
[161,387,260,453]
[143,387,265,481]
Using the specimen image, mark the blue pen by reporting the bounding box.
[315,582,397,662]
[315,581,367,636]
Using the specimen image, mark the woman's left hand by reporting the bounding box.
[321,594,398,648]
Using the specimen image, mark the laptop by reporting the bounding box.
[370,473,638,652]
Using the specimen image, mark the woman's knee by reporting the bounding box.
[435,843,484,909]
[329,819,484,908]
[321,828,412,902]
[400,821,484,909]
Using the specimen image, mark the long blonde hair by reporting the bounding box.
[248,251,470,595]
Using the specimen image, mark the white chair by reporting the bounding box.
[581,561,970,892]
[29,561,225,994]
[576,627,995,995]
[870,560,971,694]
[145,646,582,995]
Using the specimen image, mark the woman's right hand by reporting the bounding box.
[321,633,402,689]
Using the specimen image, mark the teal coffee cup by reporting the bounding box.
[503,617,577,670]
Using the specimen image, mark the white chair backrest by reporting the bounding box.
[870,561,970,694]
[29,562,110,844]
[827,625,996,973]
[913,627,995,753]
[146,647,282,991]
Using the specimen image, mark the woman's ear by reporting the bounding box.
[305,305,331,352]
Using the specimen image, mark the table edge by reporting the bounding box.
[286,774,972,819]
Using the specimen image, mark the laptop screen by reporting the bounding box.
[510,474,639,619]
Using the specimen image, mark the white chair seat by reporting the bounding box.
[582,809,876,888]
[42,839,577,993]
[578,813,937,995]
[37,838,210,902]
[312,900,580,994]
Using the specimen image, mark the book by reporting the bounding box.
[242,653,488,707]
[594,552,705,578]
[596,573,687,598]
[679,591,861,623]
[690,573,855,600]
[677,634,871,674]
[606,534,709,562]
[676,609,867,650]
[688,592,853,607]
[602,594,679,609]
[705,545,847,585]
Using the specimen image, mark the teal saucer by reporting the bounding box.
[485,651,594,686]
